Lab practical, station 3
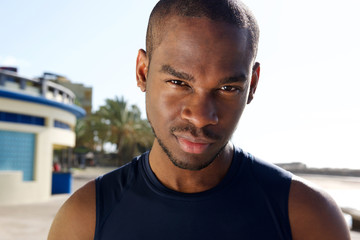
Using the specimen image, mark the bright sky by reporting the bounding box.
[1,0,359,169]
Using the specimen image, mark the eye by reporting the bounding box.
[220,86,239,92]
[168,80,187,86]
[170,80,184,85]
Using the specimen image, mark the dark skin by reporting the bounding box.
[48,16,350,240]
[139,17,257,193]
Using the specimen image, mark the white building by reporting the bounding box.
[0,68,85,205]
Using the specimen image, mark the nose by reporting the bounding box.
[180,93,219,128]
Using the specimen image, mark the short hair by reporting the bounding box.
[146,0,260,62]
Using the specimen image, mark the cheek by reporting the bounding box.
[221,106,242,125]
[146,88,181,127]
[219,96,248,129]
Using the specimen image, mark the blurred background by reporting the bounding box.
[1,0,359,168]
[0,0,359,239]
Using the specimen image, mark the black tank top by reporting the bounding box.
[95,147,293,240]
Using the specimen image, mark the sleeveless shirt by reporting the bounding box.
[94,147,293,240]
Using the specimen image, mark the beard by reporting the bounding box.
[150,122,227,171]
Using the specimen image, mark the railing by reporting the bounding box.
[0,69,75,104]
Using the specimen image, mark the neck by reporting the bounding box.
[149,142,233,193]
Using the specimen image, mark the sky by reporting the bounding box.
[1,0,359,169]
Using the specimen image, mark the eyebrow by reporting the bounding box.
[161,65,194,81]
[160,64,248,84]
[218,74,248,85]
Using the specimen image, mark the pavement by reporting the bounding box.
[0,167,111,240]
[0,167,359,240]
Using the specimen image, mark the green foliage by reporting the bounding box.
[75,96,154,165]
[73,98,82,107]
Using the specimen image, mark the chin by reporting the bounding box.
[169,153,216,171]
[163,140,227,171]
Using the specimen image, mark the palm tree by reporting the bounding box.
[75,116,95,152]
[75,113,110,153]
[97,96,154,165]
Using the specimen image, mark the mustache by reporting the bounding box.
[170,125,221,140]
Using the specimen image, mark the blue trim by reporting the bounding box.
[0,89,86,118]
[0,111,45,126]
[54,120,71,130]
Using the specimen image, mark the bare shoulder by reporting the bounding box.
[48,180,96,240]
[289,175,350,240]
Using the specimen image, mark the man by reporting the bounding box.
[48,0,350,239]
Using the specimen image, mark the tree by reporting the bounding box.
[75,116,95,152]
[75,113,110,153]
[97,96,154,165]
[74,96,154,166]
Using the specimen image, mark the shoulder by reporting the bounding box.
[239,150,292,189]
[96,156,142,200]
[98,157,140,185]
[289,176,350,240]
[48,180,96,240]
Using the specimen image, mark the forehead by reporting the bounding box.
[150,16,252,76]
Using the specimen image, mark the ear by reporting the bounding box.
[136,49,149,92]
[247,62,260,104]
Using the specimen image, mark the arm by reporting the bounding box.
[48,180,96,240]
[289,176,351,240]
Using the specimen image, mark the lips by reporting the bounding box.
[176,136,214,154]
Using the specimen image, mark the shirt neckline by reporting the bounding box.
[141,146,245,201]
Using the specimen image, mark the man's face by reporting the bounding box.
[137,17,258,170]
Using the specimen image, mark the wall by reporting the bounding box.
[0,97,77,205]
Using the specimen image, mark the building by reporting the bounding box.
[40,72,93,114]
[0,68,85,205]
